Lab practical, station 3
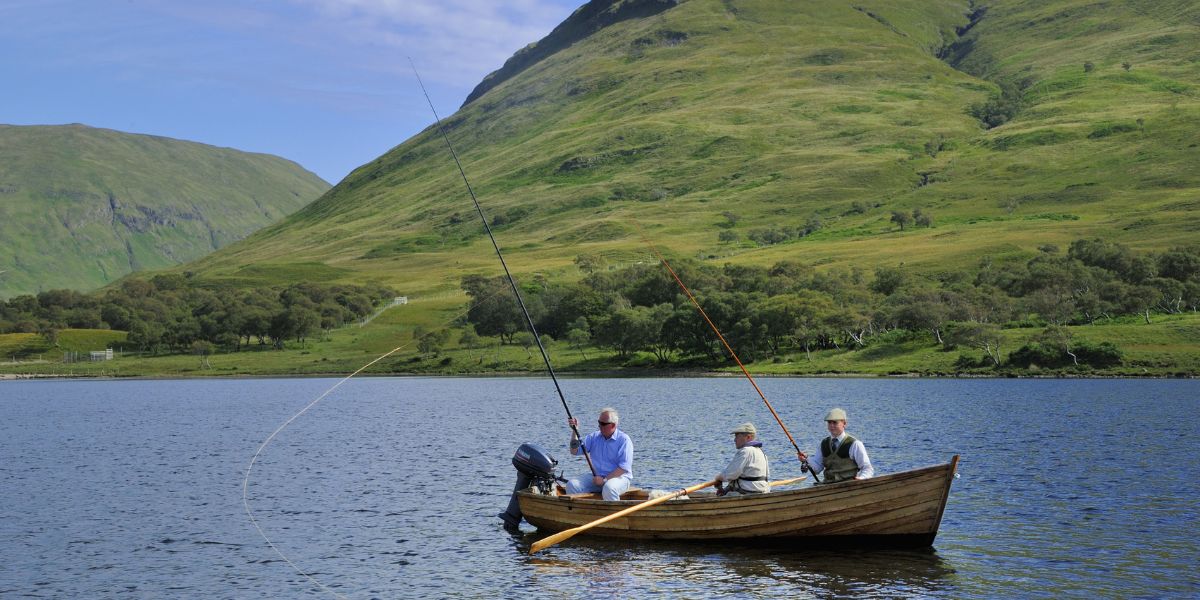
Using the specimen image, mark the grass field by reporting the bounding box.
[3,311,1196,379]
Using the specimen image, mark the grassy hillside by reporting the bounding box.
[21,0,1193,377]
[184,0,1197,291]
[0,124,330,298]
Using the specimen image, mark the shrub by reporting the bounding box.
[1073,340,1123,367]
[1007,342,1062,368]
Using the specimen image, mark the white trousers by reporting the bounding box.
[565,473,632,501]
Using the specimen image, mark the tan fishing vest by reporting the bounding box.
[821,434,859,483]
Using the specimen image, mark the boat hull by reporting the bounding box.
[517,456,958,546]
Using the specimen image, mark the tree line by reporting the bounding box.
[0,273,396,353]
[462,239,1200,369]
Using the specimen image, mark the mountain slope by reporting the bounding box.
[0,124,330,297]
[183,0,1198,297]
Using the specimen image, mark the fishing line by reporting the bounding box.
[631,219,819,479]
[408,57,595,475]
[242,293,496,598]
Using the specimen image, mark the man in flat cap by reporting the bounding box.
[798,408,874,483]
[714,422,771,496]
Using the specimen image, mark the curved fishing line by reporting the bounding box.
[242,295,488,598]
[408,57,595,475]
[631,220,819,478]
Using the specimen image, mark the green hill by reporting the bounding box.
[183,0,1198,292]
[0,124,330,298]
[16,0,1195,377]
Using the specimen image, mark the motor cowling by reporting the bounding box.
[513,442,557,481]
[499,442,559,530]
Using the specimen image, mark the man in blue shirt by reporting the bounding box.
[565,407,633,500]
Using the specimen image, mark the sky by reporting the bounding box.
[1,0,584,184]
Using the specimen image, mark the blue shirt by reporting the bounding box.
[581,429,633,478]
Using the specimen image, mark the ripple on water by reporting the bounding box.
[1,377,1197,598]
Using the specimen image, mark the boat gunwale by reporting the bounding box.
[518,459,956,509]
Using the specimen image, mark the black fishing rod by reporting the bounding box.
[409,59,595,476]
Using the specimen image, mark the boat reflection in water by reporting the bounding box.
[518,535,957,597]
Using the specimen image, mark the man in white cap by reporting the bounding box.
[797,408,874,483]
[714,422,771,495]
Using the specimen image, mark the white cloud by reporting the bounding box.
[289,0,577,87]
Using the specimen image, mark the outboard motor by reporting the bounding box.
[499,442,560,529]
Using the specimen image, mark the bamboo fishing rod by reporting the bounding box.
[410,59,595,476]
[633,222,820,481]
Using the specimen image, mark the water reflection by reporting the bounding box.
[515,531,957,598]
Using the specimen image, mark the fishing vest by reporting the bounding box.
[820,435,859,483]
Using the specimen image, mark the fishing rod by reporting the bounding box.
[633,222,820,481]
[409,59,595,476]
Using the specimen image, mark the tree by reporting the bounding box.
[1023,286,1076,325]
[38,323,60,347]
[595,305,662,360]
[191,340,215,369]
[514,331,536,359]
[1147,277,1185,314]
[126,319,165,353]
[566,327,591,360]
[418,329,451,356]
[789,291,835,361]
[870,267,906,296]
[890,210,912,231]
[1038,325,1076,366]
[1120,284,1160,324]
[913,208,934,228]
[459,329,481,358]
[289,306,321,344]
[1156,248,1200,282]
[883,290,954,345]
[1068,239,1153,284]
[461,275,524,343]
[1185,281,1200,313]
[753,295,803,354]
[944,322,1005,366]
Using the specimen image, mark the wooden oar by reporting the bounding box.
[769,475,807,487]
[529,479,718,554]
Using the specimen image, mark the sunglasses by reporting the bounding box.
[598,421,615,427]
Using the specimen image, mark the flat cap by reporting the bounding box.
[824,408,848,421]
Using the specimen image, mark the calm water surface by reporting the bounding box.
[1,377,1197,598]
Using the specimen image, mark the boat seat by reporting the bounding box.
[559,487,645,500]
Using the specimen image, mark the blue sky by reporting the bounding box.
[1,0,583,183]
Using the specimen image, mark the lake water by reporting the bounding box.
[1,376,1197,598]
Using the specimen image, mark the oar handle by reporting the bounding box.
[529,479,718,554]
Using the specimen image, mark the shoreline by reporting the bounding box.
[2,370,1196,382]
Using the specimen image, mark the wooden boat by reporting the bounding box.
[517,455,959,547]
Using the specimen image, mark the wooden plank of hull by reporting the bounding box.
[518,457,958,545]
